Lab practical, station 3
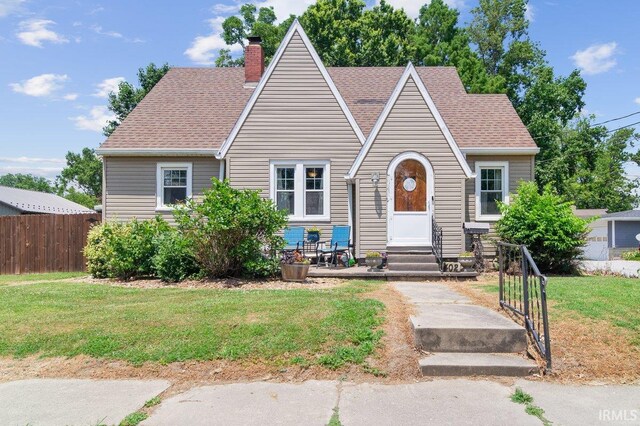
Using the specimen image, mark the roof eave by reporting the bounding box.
[96,148,219,157]
[461,147,540,155]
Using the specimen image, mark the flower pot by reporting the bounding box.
[307,231,320,243]
[458,256,475,271]
[281,263,310,282]
[365,257,383,272]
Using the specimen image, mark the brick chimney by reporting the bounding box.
[245,36,264,84]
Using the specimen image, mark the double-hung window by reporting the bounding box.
[156,162,193,210]
[271,161,330,221]
[475,161,509,221]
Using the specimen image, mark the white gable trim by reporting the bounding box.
[347,63,474,179]
[216,20,365,159]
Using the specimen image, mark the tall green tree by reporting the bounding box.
[467,0,543,103]
[103,63,170,136]
[0,173,54,193]
[219,5,294,66]
[412,0,504,93]
[56,148,103,199]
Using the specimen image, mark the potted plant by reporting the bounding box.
[458,251,475,271]
[306,226,321,243]
[365,251,383,272]
[281,250,310,281]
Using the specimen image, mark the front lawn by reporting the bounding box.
[479,275,640,345]
[0,280,384,369]
[544,276,640,345]
[0,272,86,285]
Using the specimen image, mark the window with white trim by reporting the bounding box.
[156,163,192,209]
[270,161,330,221]
[475,161,509,221]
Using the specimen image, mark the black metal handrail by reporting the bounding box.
[498,242,551,369]
[432,216,443,272]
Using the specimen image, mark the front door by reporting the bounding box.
[388,154,432,246]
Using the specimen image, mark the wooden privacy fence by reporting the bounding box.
[0,213,101,275]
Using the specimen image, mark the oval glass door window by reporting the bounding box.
[403,177,417,192]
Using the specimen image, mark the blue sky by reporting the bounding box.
[0,0,638,180]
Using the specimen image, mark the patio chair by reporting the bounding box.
[316,225,352,268]
[283,226,305,254]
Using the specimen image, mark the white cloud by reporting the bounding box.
[212,3,240,14]
[0,156,65,179]
[90,24,145,43]
[255,0,316,18]
[16,19,69,47]
[184,17,243,65]
[0,0,26,17]
[634,97,640,105]
[63,93,78,101]
[10,73,69,97]
[0,156,65,164]
[525,3,534,22]
[70,106,114,132]
[571,42,618,75]
[93,77,125,98]
[380,0,464,18]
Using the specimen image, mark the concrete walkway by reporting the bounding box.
[1,378,638,425]
[0,378,170,426]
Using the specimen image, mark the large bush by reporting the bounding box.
[152,231,202,282]
[85,217,170,280]
[174,179,287,278]
[496,182,589,273]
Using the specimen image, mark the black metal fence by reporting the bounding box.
[498,242,551,369]
[432,217,443,271]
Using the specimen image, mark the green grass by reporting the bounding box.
[144,396,161,408]
[510,388,551,426]
[119,411,147,426]
[0,271,86,285]
[328,407,342,426]
[480,275,640,345]
[0,280,384,369]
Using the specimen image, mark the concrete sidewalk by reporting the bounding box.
[0,378,170,426]
[1,378,638,425]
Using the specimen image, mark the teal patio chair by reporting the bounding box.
[283,226,305,254]
[316,225,352,268]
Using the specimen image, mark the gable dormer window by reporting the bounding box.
[270,160,330,221]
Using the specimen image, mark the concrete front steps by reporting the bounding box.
[386,247,441,272]
[394,282,537,377]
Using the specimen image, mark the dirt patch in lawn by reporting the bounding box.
[68,276,345,290]
[446,277,640,384]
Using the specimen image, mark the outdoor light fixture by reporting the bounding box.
[371,172,380,187]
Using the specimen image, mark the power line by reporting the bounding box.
[594,111,640,126]
[606,120,640,133]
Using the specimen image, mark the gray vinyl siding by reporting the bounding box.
[225,30,362,238]
[0,202,20,216]
[464,155,535,253]
[354,77,467,258]
[104,156,220,223]
[613,221,640,248]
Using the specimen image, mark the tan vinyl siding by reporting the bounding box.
[354,77,467,257]
[464,154,535,253]
[226,30,361,237]
[104,156,220,223]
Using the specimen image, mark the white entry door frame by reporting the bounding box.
[387,151,434,247]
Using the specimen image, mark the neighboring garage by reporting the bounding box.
[580,209,640,260]
[575,209,608,261]
[604,210,640,259]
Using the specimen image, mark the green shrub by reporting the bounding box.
[152,231,201,282]
[85,217,170,280]
[622,250,640,261]
[496,182,589,273]
[174,179,288,278]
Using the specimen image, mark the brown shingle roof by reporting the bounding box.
[99,66,536,151]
